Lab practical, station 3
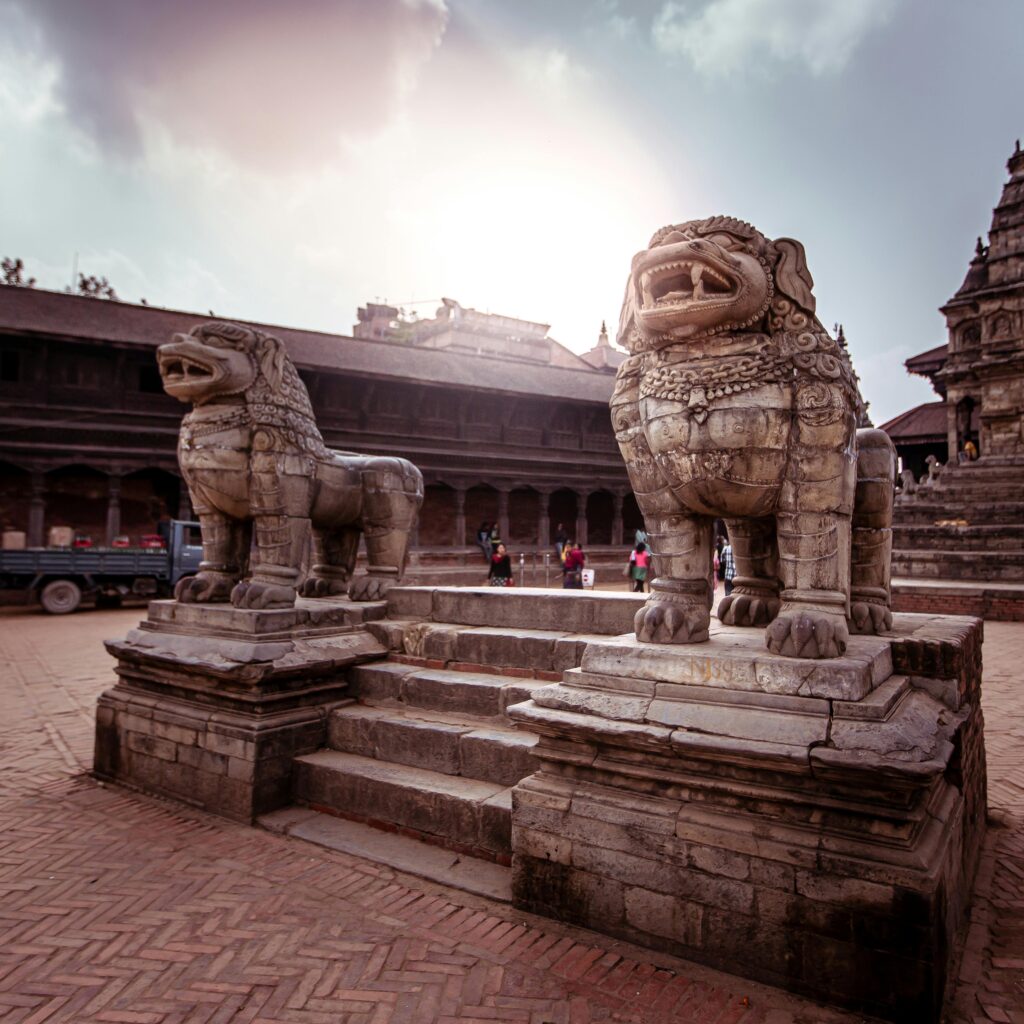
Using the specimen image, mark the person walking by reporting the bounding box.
[721,540,736,596]
[489,521,502,555]
[553,522,568,562]
[628,542,651,593]
[488,542,512,586]
[476,521,492,562]
[562,541,585,589]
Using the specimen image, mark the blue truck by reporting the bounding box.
[0,520,203,613]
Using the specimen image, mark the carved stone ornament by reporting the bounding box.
[612,217,895,658]
[159,321,423,609]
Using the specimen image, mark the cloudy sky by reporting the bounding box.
[1,0,1022,425]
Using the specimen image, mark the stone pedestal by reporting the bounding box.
[508,614,986,1023]
[96,597,387,822]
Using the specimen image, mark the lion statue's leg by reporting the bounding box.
[175,509,245,604]
[767,508,852,659]
[230,512,309,610]
[849,428,896,635]
[349,459,422,602]
[717,517,781,627]
[301,526,360,598]
[633,511,715,644]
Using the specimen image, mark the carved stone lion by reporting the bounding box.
[158,321,423,609]
[613,217,895,658]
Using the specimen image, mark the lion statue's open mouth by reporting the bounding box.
[612,216,895,660]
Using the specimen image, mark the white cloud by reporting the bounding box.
[517,46,592,91]
[652,0,899,77]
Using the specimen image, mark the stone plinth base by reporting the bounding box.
[508,614,986,1023]
[96,598,387,822]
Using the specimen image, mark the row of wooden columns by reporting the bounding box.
[445,486,626,550]
[23,469,192,548]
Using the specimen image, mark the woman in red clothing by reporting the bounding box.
[562,541,585,589]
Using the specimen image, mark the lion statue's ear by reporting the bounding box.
[774,238,816,315]
[256,334,287,392]
[617,273,639,353]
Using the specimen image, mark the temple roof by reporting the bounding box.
[949,140,1024,303]
[0,285,616,405]
[906,344,947,376]
[878,401,947,443]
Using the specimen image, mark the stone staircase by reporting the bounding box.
[891,455,1024,617]
[264,586,645,892]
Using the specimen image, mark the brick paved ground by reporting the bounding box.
[2,610,1023,1023]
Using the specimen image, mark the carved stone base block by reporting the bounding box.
[95,598,386,822]
[508,614,986,1023]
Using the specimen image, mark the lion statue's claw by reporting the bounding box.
[230,580,296,610]
[718,590,781,627]
[849,601,892,636]
[300,575,350,598]
[766,609,849,659]
[175,572,233,604]
[634,599,709,645]
[348,574,392,603]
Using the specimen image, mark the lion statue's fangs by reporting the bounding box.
[158,320,423,610]
[613,216,895,659]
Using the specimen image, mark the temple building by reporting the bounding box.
[883,140,1024,619]
[0,286,638,568]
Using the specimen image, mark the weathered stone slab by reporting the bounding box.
[578,627,892,701]
[387,586,643,636]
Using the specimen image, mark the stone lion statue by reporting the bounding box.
[613,217,895,659]
[158,321,423,609]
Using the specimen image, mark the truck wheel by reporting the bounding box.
[41,579,82,614]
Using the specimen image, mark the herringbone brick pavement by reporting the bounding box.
[2,608,1023,1022]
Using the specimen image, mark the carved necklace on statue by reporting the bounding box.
[639,338,788,422]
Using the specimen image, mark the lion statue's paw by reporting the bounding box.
[634,599,709,645]
[348,574,393,602]
[300,575,350,598]
[175,572,234,604]
[718,590,780,627]
[230,580,297,610]
[848,601,892,636]
[765,609,849,659]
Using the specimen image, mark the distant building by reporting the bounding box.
[354,297,625,372]
[0,287,640,554]
[884,140,1024,470]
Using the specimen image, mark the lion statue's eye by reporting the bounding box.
[705,233,742,251]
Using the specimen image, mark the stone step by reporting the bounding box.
[386,586,644,636]
[893,524,1024,549]
[894,501,1024,525]
[327,704,538,787]
[292,749,513,860]
[348,661,554,720]
[892,548,1024,581]
[260,807,511,901]
[366,618,599,677]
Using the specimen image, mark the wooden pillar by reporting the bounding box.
[575,490,588,548]
[106,474,122,545]
[497,489,510,547]
[28,470,46,548]
[612,491,624,547]
[453,486,466,548]
[537,490,551,549]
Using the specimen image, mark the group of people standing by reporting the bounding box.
[554,524,585,589]
[476,519,738,594]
